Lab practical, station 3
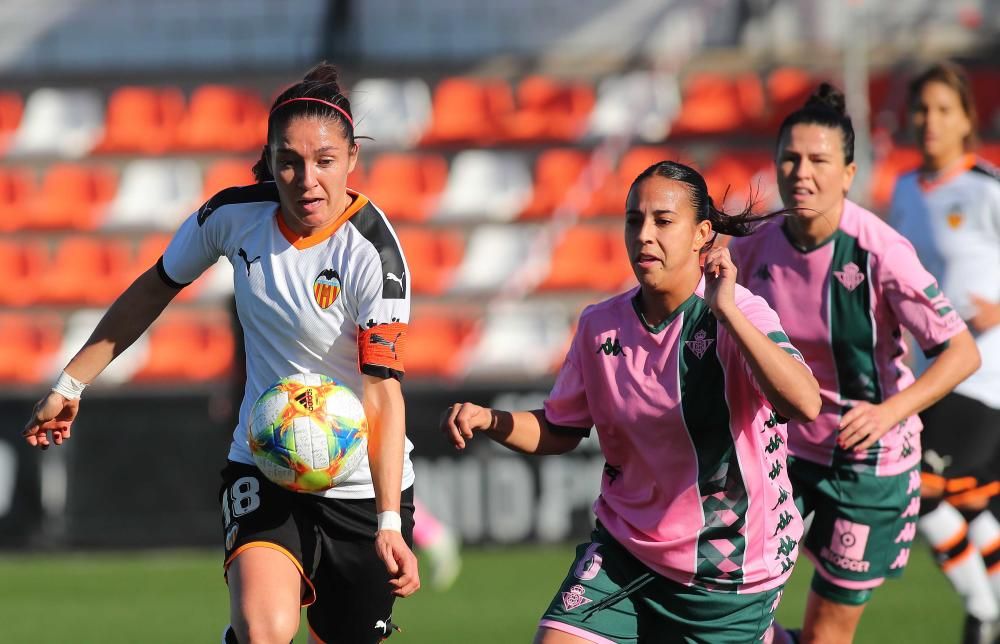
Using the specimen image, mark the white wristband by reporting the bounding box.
[52,371,87,400]
[377,510,402,532]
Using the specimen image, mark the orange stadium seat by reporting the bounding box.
[761,67,816,132]
[95,86,185,154]
[594,146,677,216]
[364,153,447,222]
[520,148,592,219]
[176,85,267,152]
[0,312,61,384]
[30,163,116,230]
[420,77,514,145]
[703,151,775,208]
[202,158,256,199]
[0,167,36,232]
[871,147,921,209]
[0,91,23,153]
[134,314,234,381]
[404,314,469,377]
[396,227,464,295]
[537,226,613,291]
[502,76,595,143]
[671,72,765,136]
[37,236,133,305]
[0,238,46,306]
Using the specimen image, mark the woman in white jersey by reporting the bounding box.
[22,63,419,644]
[890,62,1000,643]
[729,84,980,644]
[442,160,821,643]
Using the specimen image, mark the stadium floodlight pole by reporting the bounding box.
[843,0,873,207]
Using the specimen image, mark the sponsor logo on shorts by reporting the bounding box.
[225,523,239,550]
[820,518,871,572]
[561,584,593,611]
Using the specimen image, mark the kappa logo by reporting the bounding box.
[596,337,626,357]
[685,329,714,359]
[237,247,261,276]
[754,264,773,281]
[833,262,865,291]
[561,584,593,611]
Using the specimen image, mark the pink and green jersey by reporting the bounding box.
[729,199,967,477]
[544,280,804,593]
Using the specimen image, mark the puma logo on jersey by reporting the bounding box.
[374,618,399,636]
[237,248,261,276]
[385,272,404,289]
[833,262,865,291]
[369,332,402,359]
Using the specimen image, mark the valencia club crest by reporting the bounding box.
[314,269,342,309]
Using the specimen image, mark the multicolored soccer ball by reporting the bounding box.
[248,373,368,493]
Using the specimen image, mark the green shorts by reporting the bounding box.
[539,525,783,643]
[789,456,920,600]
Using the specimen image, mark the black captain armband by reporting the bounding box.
[155,257,190,289]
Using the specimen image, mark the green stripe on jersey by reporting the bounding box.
[829,231,881,405]
[766,331,804,359]
[678,298,748,589]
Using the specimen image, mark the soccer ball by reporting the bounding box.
[248,373,368,493]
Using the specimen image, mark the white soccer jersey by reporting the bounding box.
[161,183,414,498]
[890,155,1000,409]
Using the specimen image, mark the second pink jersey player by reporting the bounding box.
[545,278,805,593]
[730,199,967,477]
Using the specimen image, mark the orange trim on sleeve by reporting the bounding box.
[359,322,407,373]
[947,482,1000,509]
[224,541,317,607]
[942,544,975,571]
[980,537,1000,558]
[276,189,370,250]
[934,526,969,555]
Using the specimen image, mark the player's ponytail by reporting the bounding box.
[252,62,356,183]
[776,82,855,164]
[629,160,796,252]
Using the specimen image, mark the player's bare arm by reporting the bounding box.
[440,404,583,455]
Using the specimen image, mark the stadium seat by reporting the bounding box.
[201,158,256,199]
[448,224,536,294]
[670,72,765,136]
[537,226,614,291]
[420,77,513,146]
[436,151,532,221]
[0,167,36,232]
[38,236,134,305]
[9,88,105,157]
[501,76,595,143]
[0,91,24,154]
[0,312,62,384]
[104,159,203,230]
[870,147,921,209]
[404,314,471,377]
[520,148,592,220]
[364,153,447,222]
[176,85,267,152]
[57,309,149,385]
[30,163,117,230]
[461,302,573,378]
[593,146,678,216]
[585,71,680,142]
[0,238,47,306]
[133,313,234,382]
[95,86,185,154]
[761,67,816,132]
[396,227,464,295]
[351,78,432,148]
[703,151,775,209]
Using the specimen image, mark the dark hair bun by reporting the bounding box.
[302,62,342,93]
[804,82,847,116]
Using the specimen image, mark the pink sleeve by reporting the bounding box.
[543,327,594,431]
[722,291,808,398]
[879,240,967,356]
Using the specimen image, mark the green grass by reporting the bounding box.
[0,542,963,643]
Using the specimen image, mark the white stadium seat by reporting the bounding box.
[103,159,203,230]
[436,151,532,222]
[461,302,573,379]
[351,78,432,148]
[9,88,104,158]
[585,71,680,142]
[448,224,537,294]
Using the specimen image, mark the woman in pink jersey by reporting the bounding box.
[22,64,420,644]
[729,84,980,644]
[890,62,1000,643]
[442,160,821,643]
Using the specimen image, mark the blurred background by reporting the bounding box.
[0,0,997,641]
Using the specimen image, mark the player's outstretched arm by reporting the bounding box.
[363,374,420,598]
[704,247,821,422]
[440,404,583,455]
[22,266,181,449]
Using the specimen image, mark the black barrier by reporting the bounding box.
[0,385,603,549]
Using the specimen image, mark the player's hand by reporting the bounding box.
[838,401,898,452]
[375,529,420,597]
[440,403,493,450]
[968,294,1000,334]
[703,247,738,320]
[22,392,79,450]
